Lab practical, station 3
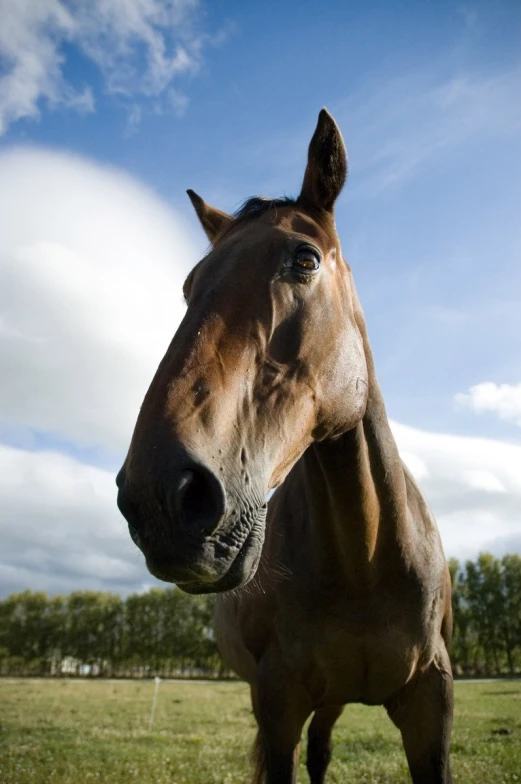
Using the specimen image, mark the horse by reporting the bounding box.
[116,109,453,783]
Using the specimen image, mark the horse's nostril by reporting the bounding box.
[170,466,226,535]
[173,470,196,516]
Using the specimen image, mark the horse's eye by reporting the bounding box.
[293,247,321,274]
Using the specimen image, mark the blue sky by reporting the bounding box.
[0,0,520,596]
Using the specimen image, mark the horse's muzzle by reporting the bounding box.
[116,461,266,593]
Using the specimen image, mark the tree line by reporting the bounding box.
[449,553,521,676]
[0,588,223,678]
[1,552,520,678]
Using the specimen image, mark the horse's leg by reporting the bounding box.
[251,679,312,784]
[384,644,453,784]
[306,705,344,784]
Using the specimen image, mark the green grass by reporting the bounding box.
[0,678,520,783]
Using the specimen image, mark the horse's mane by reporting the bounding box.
[215,195,296,243]
[233,196,295,222]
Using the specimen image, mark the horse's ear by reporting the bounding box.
[187,189,233,244]
[298,109,348,213]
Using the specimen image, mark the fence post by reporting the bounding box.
[148,676,161,731]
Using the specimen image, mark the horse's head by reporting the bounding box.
[116,110,369,592]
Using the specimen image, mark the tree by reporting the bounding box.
[501,554,521,674]
[449,559,477,674]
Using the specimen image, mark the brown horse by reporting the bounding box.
[116,110,453,783]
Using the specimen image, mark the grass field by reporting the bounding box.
[0,678,520,783]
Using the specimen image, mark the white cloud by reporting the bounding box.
[394,421,521,563]
[399,451,429,481]
[455,382,521,427]
[72,0,203,97]
[0,0,93,134]
[0,147,197,453]
[0,443,153,596]
[0,0,219,134]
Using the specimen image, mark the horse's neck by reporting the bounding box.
[302,325,409,586]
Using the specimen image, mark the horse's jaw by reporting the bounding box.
[132,502,268,594]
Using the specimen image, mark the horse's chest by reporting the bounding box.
[276,595,435,705]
